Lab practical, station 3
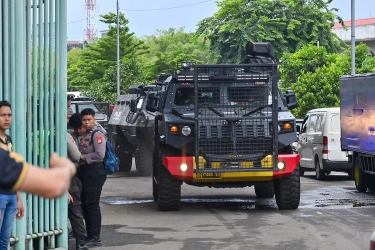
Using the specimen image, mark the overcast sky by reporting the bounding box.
[67,0,375,41]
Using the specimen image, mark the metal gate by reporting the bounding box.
[0,0,68,249]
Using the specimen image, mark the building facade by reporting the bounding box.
[332,18,375,52]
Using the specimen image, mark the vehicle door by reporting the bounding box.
[311,113,325,165]
[326,113,347,162]
[297,115,310,167]
[304,114,317,168]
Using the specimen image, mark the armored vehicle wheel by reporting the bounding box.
[254,182,275,198]
[156,145,181,211]
[135,141,153,176]
[354,158,368,192]
[152,140,160,202]
[368,182,375,192]
[116,138,133,172]
[274,165,300,210]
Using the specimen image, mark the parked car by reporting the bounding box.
[291,118,303,152]
[296,107,351,180]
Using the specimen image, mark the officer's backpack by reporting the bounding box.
[91,130,119,175]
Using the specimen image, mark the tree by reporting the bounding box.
[280,43,375,118]
[82,58,145,104]
[139,28,213,81]
[67,47,86,91]
[196,0,345,63]
[68,12,148,91]
[279,45,338,90]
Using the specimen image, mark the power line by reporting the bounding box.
[121,0,213,12]
[67,0,213,25]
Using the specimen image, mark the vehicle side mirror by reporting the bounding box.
[146,93,159,112]
[130,99,137,113]
[296,125,301,133]
[284,90,298,110]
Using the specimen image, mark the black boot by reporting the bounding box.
[69,231,74,239]
[85,236,102,246]
[76,238,88,250]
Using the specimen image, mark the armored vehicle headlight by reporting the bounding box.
[278,125,281,132]
[180,163,188,172]
[181,126,191,136]
[277,161,285,170]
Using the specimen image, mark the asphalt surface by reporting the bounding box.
[69,169,375,250]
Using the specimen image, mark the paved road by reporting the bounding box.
[70,170,375,250]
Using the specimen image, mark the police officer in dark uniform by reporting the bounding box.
[67,133,88,250]
[77,108,107,246]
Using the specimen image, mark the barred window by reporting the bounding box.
[174,87,220,106]
[227,87,269,104]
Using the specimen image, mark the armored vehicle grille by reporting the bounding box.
[193,64,278,171]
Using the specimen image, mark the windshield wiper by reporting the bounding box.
[208,107,225,117]
[171,107,184,116]
[242,104,271,117]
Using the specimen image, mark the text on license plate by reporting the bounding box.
[196,172,222,179]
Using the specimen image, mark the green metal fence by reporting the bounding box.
[0,0,68,249]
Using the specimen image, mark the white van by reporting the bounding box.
[296,107,351,180]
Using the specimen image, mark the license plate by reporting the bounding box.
[196,172,222,179]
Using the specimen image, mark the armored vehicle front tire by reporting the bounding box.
[254,182,275,198]
[135,140,153,176]
[156,145,182,211]
[116,139,133,172]
[274,167,300,210]
[152,140,160,202]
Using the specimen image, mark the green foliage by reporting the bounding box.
[83,58,146,104]
[67,12,148,93]
[196,0,346,63]
[279,45,337,90]
[280,43,375,118]
[139,28,213,81]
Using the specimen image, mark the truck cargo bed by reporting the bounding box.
[340,73,375,155]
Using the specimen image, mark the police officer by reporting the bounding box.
[0,144,75,198]
[77,108,107,246]
[67,133,88,250]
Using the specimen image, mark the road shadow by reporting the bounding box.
[302,172,353,181]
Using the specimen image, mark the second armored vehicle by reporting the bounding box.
[109,83,163,175]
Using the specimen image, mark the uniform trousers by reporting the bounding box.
[77,163,107,239]
[68,177,86,241]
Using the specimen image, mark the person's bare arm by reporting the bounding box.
[18,153,76,198]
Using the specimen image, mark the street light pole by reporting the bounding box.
[116,0,120,95]
[351,0,356,75]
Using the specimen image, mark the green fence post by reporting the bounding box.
[48,0,56,248]
[2,0,69,248]
[56,0,68,247]
[13,0,27,249]
[2,0,9,100]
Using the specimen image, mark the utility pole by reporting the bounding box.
[351,0,356,75]
[116,0,120,95]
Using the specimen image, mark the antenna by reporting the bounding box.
[85,0,98,42]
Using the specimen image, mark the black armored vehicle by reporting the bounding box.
[109,82,165,175]
[146,42,301,211]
